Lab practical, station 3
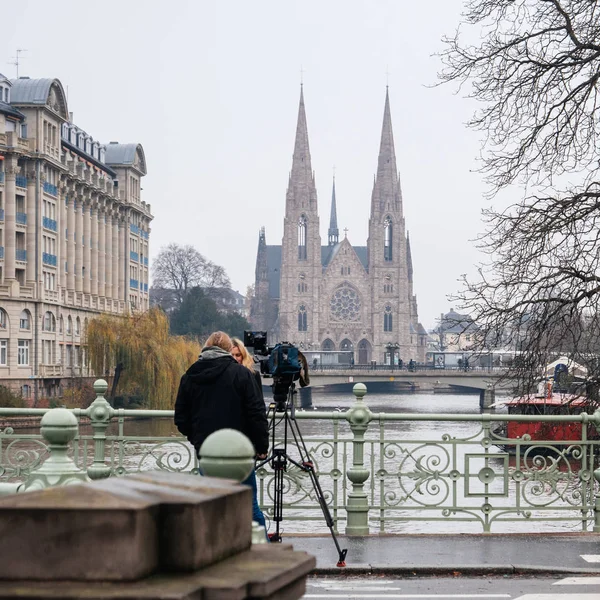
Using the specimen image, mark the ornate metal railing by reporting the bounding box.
[0,381,598,535]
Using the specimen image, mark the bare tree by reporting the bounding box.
[439,0,600,397]
[152,243,231,306]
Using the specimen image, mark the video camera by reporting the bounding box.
[243,331,308,409]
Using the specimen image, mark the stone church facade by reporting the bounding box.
[250,88,427,365]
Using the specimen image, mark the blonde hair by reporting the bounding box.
[203,331,233,352]
[231,337,255,370]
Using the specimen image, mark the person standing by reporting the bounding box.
[175,331,269,530]
[230,336,269,531]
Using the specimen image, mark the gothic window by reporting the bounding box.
[384,274,393,293]
[330,285,361,322]
[0,308,7,329]
[384,305,393,332]
[297,273,308,293]
[340,266,351,276]
[298,304,308,332]
[298,215,307,260]
[322,338,335,351]
[67,316,72,335]
[340,339,353,352]
[75,317,81,336]
[384,216,393,262]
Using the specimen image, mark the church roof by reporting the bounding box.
[265,243,368,299]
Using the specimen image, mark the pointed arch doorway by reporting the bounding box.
[358,339,371,365]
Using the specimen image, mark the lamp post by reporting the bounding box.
[385,343,400,370]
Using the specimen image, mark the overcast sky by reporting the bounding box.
[1,0,497,330]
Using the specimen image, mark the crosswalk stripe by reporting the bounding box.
[513,595,600,599]
[303,595,511,599]
[581,555,600,563]
[554,576,600,585]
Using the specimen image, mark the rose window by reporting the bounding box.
[330,286,361,321]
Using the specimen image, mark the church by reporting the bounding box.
[250,87,427,365]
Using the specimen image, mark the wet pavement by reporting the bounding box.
[283,533,600,575]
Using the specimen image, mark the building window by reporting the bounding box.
[21,384,31,398]
[43,311,56,332]
[75,317,81,336]
[43,340,55,364]
[0,308,7,330]
[297,274,308,293]
[298,215,307,260]
[19,310,31,330]
[298,304,308,332]
[384,305,393,332]
[384,216,393,261]
[0,340,6,366]
[17,340,29,366]
[67,316,72,335]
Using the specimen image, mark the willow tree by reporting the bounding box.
[86,308,200,409]
[439,0,600,398]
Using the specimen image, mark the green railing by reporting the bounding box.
[0,381,598,534]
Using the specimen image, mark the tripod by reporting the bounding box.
[257,381,348,567]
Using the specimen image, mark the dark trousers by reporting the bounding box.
[242,468,266,531]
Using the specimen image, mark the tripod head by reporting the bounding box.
[271,374,296,412]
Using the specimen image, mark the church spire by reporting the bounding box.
[328,176,339,246]
[290,85,313,182]
[370,87,402,217]
[406,231,413,283]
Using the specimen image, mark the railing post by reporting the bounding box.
[86,379,114,480]
[593,410,600,533]
[345,382,372,535]
[20,408,90,492]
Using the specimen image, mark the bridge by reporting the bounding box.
[303,366,510,392]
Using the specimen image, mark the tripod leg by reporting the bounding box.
[286,414,348,567]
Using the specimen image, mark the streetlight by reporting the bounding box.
[385,343,400,370]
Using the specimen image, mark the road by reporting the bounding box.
[303,574,600,599]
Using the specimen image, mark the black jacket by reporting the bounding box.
[174,347,269,455]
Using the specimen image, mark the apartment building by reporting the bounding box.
[0,73,152,400]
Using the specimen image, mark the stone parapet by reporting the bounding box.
[0,471,315,599]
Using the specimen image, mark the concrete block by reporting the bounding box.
[104,471,253,571]
[0,483,159,581]
[0,547,316,599]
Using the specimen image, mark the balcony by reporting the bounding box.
[44,289,59,303]
[15,249,27,262]
[42,216,58,231]
[130,251,139,262]
[43,182,58,196]
[130,278,139,289]
[16,212,27,225]
[39,365,62,377]
[15,176,27,188]
[43,253,57,267]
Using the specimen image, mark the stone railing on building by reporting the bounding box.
[0,380,598,535]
